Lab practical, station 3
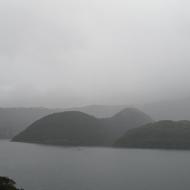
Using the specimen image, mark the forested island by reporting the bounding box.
[115,120,190,149]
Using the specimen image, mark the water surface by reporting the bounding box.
[0,140,190,190]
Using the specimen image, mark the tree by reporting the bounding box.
[0,176,24,190]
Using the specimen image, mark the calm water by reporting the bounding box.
[0,140,190,190]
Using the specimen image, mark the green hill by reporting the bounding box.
[115,120,190,149]
[103,108,153,144]
[12,108,152,146]
[12,111,107,146]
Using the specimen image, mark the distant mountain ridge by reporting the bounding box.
[102,108,153,144]
[3,96,190,139]
[12,108,152,146]
[142,97,190,121]
[65,105,126,118]
[0,105,127,139]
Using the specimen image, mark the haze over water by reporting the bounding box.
[0,140,190,190]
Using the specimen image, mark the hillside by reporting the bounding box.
[0,105,125,139]
[12,111,107,146]
[0,108,60,138]
[115,120,190,149]
[12,108,152,146]
[102,108,153,143]
[2,96,190,139]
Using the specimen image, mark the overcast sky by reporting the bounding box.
[0,0,190,108]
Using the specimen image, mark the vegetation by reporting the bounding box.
[12,111,108,146]
[0,177,23,190]
[12,108,152,146]
[102,108,153,143]
[0,106,138,139]
[115,120,190,149]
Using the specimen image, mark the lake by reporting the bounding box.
[0,140,190,190]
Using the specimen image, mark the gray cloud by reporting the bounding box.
[0,0,190,107]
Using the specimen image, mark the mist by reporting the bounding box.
[0,0,190,108]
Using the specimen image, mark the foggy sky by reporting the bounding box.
[0,0,190,108]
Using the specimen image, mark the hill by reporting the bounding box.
[115,120,190,149]
[12,111,107,146]
[0,108,60,138]
[12,108,152,146]
[102,108,153,143]
[0,105,126,139]
[3,97,190,139]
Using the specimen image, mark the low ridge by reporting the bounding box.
[103,108,153,143]
[12,111,107,146]
[12,108,153,146]
[115,120,190,149]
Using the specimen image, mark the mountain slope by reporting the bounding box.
[115,120,190,149]
[12,111,107,146]
[12,108,152,146]
[103,108,153,143]
[0,105,126,139]
[0,108,61,138]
